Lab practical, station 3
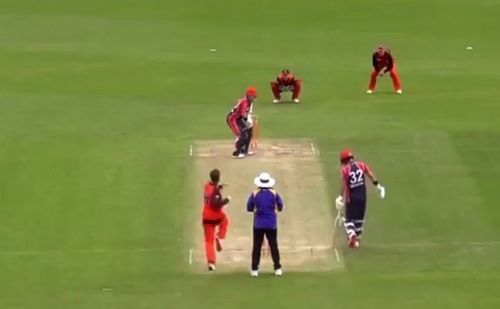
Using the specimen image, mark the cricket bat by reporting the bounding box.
[251,115,259,150]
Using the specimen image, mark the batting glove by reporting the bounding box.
[335,195,345,210]
[376,184,386,199]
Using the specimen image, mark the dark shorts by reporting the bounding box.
[345,198,366,221]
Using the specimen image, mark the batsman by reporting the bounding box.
[335,150,386,248]
[226,87,260,158]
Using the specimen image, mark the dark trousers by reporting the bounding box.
[226,115,253,155]
[251,228,281,271]
[344,199,367,237]
[237,126,253,154]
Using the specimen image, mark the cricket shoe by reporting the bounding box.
[396,89,403,94]
[274,268,283,276]
[232,151,245,159]
[246,151,255,156]
[272,99,281,104]
[348,234,359,249]
[208,263,216,271]
[366,89,373,94]
[215,237,223,252]
[293,98,300,103]
[250,270,259,277]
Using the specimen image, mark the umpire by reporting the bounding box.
[246,172,284,277]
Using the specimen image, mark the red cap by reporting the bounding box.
[246,87,258,97]
[340,149,354,162]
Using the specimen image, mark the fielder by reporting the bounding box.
[367,45,402,94]
[202,169,231,271]
[335,150,386,248]
[270,69,302,103]
[226,87,257,158]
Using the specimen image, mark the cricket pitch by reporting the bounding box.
[189,139,343,273]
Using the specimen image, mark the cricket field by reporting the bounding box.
[0,0,499,308]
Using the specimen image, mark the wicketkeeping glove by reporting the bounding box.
[376,184,386,199]
[335,195,345,210]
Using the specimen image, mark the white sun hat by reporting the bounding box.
[254,172,276,188]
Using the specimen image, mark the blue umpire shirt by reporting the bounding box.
[247,188,284,229]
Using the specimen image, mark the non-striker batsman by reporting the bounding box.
[335,150,386,248]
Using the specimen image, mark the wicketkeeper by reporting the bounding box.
[271,69,302,103]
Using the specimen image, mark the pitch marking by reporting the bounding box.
[310,142,316,155]
[1,241,500,257]
[334,248,341,263]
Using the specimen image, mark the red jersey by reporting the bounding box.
[342,161,372,202]
[372,51,395,72]
[227,98,252,120]
[203,182,228,220]
[277,73,296,86]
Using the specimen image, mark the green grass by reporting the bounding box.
[1,0,500,308]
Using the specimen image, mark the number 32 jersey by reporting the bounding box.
[342,161,372,203]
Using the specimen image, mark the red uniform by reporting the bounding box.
[226,98,252,136]
[271,70,302,101]
[202,182,229,265]
[368,47,402,92]
[341,161,372,203]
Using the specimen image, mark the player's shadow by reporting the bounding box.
[369,91,401,95]
[273,100,301,105]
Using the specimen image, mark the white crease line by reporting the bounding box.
[188,245,333,254]
[310,142,316,155]
[188,248,193,265]
[2,241,500,257]
[161,146,500,158]
[189,145,193,157]
[334,248,341,263]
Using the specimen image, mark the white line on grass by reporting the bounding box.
[334,248,341,263]
[2,241,500,257]
[161,146,500,158]
[188,248,193,265]
[310,142,316,155]
[189,145,193,157]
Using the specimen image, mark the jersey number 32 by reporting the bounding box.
[349,170,364,186]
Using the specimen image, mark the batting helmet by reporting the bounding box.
[246,87,258,97]
[340,149,354,163]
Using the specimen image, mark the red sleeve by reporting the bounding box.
[239,100,249,116]
[341,165,349,183]
[359,162,372,174]
[213,187,229,208]
[233,99,247,118]
[386,53,394,71]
